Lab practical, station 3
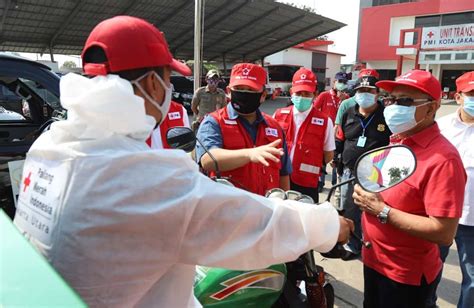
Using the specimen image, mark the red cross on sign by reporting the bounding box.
[427,31,434,38]
[23,171,32,192]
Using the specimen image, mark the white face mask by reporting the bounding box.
[132,71,172,126]
[383,101,432,134]
[355,92,376,109]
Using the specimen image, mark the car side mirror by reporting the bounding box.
[166,127,196,153]
[354,145,416,193]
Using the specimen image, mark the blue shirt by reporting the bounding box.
[196,104,292,176]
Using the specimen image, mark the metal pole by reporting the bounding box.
[193,0,203,92]
[49,45,55,63]
[222,54,226,76]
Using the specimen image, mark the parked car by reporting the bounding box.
[170,75,194,114]
[0,53,63,220]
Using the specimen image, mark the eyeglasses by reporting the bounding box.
[382,96,433,107]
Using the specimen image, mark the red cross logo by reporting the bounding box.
[23,171,32,192]
[242,68,250,76]
[300,74,306,80]
[427,31,434,38]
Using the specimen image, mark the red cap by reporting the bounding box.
[456,71,474,93]
[292,68,316,93]
[376,70,441,100]
[359,69,379,79]
[81,16,191,76]
[229,63,267,91]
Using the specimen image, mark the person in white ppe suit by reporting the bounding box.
[13,16,353,308]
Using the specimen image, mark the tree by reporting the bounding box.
[61,61,77,70]
[388,167,410,185]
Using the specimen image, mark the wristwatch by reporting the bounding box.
[377,206,391,224]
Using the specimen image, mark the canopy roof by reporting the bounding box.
[0,0,345,63]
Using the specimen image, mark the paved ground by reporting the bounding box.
[263,98,462,308]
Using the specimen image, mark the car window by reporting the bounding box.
[171,76,194,92]
[0,83,26,121]
[0,75,59,123]
[20,78,61,109]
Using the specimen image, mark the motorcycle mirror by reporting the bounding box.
[166,127,197,153]
[354,145,416,193]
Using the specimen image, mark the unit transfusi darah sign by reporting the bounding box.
[421,23,474,49]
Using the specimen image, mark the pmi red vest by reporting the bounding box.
[210,107,283,196]
[274,106,327,187]
[146,101,185,149]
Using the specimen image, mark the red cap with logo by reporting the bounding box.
[229,63,267,91]
[292,68,316,93]
[359,69,380,79]
[81,16,191,76]
[456,71,474,93]
[376,70,441,100]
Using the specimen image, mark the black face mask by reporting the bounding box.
[230,90,262,114]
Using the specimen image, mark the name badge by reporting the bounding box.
[311,117,325,126]
[168,112,181,120]
[281,109,291,114]
[300,163,320,174]
[224,119,237,125]
[14,159,67,246]
[357,136,367,147]
[265,127,278,137]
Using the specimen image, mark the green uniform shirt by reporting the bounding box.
[335,96,356,125]
[192,86,226,119]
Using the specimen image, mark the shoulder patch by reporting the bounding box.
[224,119,237,125]
[311,117,325,126]
[168,112,181,120]
[265,127,279,137]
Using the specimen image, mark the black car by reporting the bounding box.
[171,75,194,114]
[0,53,63,219]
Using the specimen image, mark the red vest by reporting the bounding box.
[146,101,185,149]
[210,107,283,196]
[274,106,327,187]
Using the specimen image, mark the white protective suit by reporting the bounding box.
[13,73,340,308]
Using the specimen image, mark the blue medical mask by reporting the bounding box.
[335,82,347,91]
[383,102,431,134]
[291,95,313,112]
[355,92,376,109]
[462,95,474,117]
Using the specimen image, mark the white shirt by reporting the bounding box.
[290,106,336,161]
[438,110,474,226]
[13,73,340,308]
[150,105,190,149]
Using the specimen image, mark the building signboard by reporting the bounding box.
[421,23,474,49]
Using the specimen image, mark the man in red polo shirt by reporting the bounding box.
[352,70,467,307]
[196,63,292,195]
[274,68,335,202]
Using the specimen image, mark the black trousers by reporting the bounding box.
[290,180,319,203]
[363,266,439,308]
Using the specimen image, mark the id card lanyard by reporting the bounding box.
[357,114,375,147]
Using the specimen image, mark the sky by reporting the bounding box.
[278,0,361,64]
[20,0,361,67]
